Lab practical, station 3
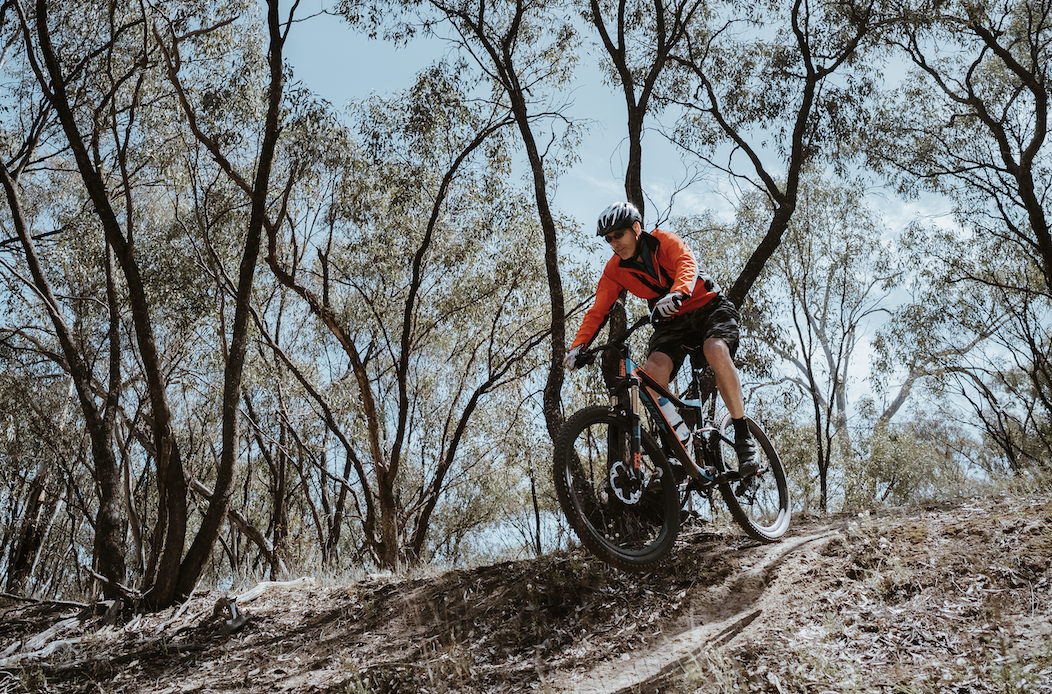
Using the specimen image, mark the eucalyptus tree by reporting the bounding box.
[666,0,878,309]
[151,0,294,604]
[344,77,552,568]
[0,361,77,594]
[0,0,295,607]
[585,0,707,213]
[862,0,1052,468]
[344,0,581,440]
[0,178,128,596]
[867,0,1052,294]
[205,52,552,569]
[872,222,1052,471]
[773,187,888,508]
[0,86,76,597]
[847,411,978,507]
[0,99,179,594]
[0,0,171,599]
[719,177,899,510]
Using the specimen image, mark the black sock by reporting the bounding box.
[732,417,750,442]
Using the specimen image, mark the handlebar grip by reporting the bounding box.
[577,352,597,367]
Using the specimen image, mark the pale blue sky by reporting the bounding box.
[280,4,959,425]
[281,4,725,241]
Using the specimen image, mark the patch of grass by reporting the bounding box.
[670,644,880,694]
[676,648,750,692]
[896,635,1052,693]
[13,667,48,693]
[421,637,477,688]
[669,635,997,694]
[340,678,373,694]
[334,657,374,694]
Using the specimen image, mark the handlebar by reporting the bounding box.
[574,314,652,368]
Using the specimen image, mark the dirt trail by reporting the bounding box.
[551,530,841,693]
[2,495,1051,693]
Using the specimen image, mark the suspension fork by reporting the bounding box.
[627,372,644,475]
[608,366,645,483]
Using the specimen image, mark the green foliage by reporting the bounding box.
[2,0,1051,602]
[844,412,979,509]
[665,0,879,165]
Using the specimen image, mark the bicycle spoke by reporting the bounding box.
[553,406,679,569]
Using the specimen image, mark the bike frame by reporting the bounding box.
[634,367,720,481]
[598,319,731,486]
[556,314,791,566]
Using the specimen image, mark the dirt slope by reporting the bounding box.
[2,492,1052,693]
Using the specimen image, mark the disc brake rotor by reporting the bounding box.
[609,459,644,505]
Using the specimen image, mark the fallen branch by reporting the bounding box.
[0,592,88,610]
[0,616,81,667]
[203,577,316,636]
[234,576,315,605]
[22,617,80,653]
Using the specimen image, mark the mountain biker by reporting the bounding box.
[564,201,758,475]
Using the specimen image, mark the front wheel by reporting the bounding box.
[553,406,680,570]
[717,414,791,542]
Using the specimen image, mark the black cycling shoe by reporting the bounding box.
[734,436,760,477]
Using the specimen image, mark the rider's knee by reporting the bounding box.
[703,337,732,364]
[642,351,674,382]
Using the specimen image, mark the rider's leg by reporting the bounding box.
[646,339,746,425]
[703,337,744,419]
[703,337,758,473]
[640,350,674,389]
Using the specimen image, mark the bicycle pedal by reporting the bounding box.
[716,470,743,483]
[735,477,758,497]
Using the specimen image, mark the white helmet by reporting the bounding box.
[596,202,642,236]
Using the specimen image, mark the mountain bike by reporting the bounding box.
[553,314,790,571]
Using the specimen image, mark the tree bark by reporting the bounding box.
[27,0,187,607]
[174,0,285,601]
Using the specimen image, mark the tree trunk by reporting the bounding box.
[727,202,797,309]
[5,461,59,595]
[93,241,128,598]
[31,0,187,607]
[376,468,402,570]
[509,88,567,441]
[175,0,284,601]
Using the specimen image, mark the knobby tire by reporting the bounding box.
[553,406,680,570]
[716,414,791,543]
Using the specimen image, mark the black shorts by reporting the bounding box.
[647,294,740,379]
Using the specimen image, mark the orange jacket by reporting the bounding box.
[571,228,719,349]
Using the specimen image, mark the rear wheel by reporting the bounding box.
[553,406,680,570]
[717,414,791,542]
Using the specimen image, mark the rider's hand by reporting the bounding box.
[650,292,685,322]
[563,344,584,370]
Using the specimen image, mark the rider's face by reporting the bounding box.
[605,221,641,260]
